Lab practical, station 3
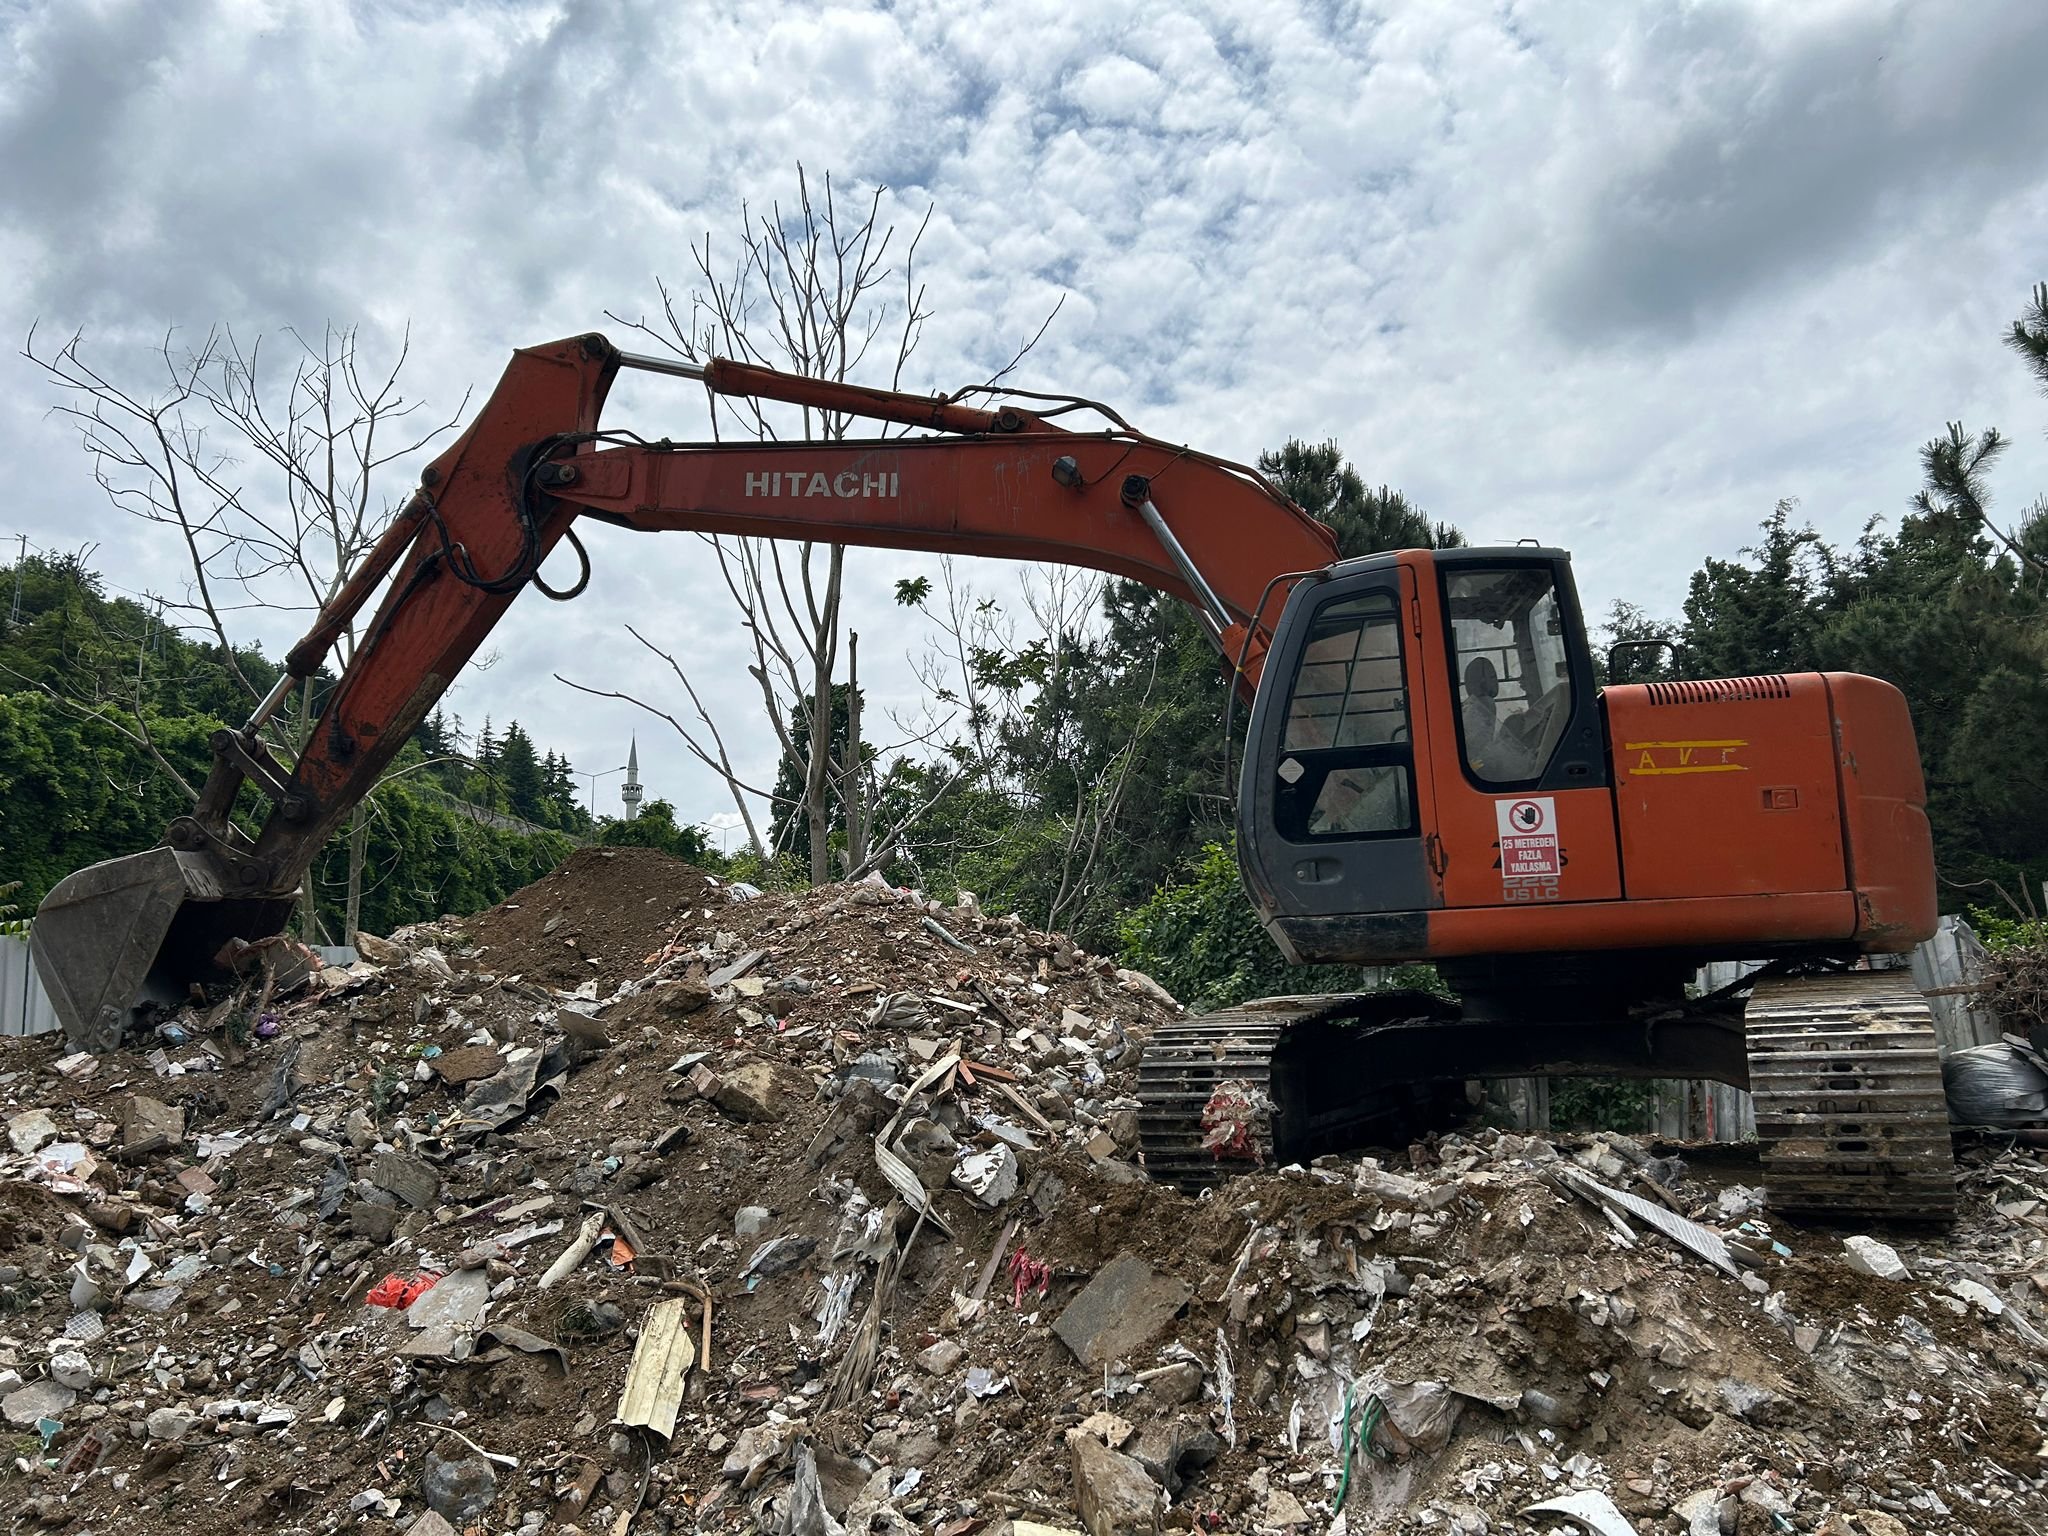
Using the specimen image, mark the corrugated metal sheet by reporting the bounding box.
[1,934,59,1038]
[615,1297,695,1439]
[1910,915,1999,1052]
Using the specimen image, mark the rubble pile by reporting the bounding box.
[1975,944,2048,1040]
[0,846,2045,1536]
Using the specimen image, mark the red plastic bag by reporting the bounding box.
[366,1271,441,1308]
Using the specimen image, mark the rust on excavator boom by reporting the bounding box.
[32,333,1338,1050]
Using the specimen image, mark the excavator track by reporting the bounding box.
[1136,1002,1308,1190]
[1137,971,1957,1222]
[1743,971,1957,1223]
[1136,993,1452,1189]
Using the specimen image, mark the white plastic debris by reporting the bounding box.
[1842,1235,1912,1281]
[1522,1489,1639,1535]
[950,1144,1019,1208]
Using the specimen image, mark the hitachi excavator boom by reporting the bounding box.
[30,333,1337,1049]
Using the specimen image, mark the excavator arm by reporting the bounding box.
[32,331,1339,1048]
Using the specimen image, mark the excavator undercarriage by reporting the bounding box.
[1135,967,1956,1223]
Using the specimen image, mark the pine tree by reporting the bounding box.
[1256,439,1463,555]
[498,722,545,821]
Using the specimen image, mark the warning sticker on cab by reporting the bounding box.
[1496,796,1560,881]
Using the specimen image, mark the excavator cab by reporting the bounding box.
[1237,546,1608,967]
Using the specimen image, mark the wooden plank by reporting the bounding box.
[995,1081,1057,1135]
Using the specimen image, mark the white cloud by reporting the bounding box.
[2,0,2046,829]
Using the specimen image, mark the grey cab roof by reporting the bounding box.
[1323,544,1572,576]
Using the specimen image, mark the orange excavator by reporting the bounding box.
[31,334,1956,1219]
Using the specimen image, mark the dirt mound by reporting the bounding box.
[3,859,2047,1535]
[459,845,722,989]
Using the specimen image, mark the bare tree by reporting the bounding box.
[592,166,928,883]
[582,165,1060,885]
[23,322,465,941]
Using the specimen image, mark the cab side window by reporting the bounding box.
[1277,590,1414,839]
[1445,567,1574,786]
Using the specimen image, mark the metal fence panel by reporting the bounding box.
[1910,915,1999,1053]
[0,934,59,1037]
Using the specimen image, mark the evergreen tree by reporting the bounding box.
[771,683,858,866]
[498,722,544,821]
[1679,501,1829,678]
[1257,439,1463,555]
[0,549,581,930]
[597,799,712,861]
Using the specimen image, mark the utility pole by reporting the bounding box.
[842,631,866,871]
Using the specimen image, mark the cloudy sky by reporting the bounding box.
[4,0,2046,833]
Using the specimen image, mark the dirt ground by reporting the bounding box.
[2,848,2046,1535]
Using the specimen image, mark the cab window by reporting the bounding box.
[1445,566,1573,786]
[1276,590,1414,838]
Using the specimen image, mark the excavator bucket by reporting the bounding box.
[29,848,296,1054]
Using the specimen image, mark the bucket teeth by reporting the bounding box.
[1745,972,1957,1224]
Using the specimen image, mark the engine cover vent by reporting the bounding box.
[1643,675,1793,706]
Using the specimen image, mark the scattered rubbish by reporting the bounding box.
[743,1234,819,1282]
[539,1211,606,1290]
[780,1442,846,1536]
[921,916,977,954]
[366,1272,441,1309]
[5,843,2046,1533]
[815,1270,860,1347]
[951,1143,1020,1207]
[1008,1245,1052,1307]
[1553,1165,1740,1276]
[963,1365,1011,1397]
[1944,1039,2048,1126]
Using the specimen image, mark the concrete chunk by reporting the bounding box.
[1067,1429,1163,1536]
[7,1109,57,1156]
[121,1095,183,1157]
[1842,1235,1911,1281]
[348,1201,400,1243]
[1124,1418,1221,1495]
[372,1151,442,1210]
[3,1379,77,1427]
[713,1060,783,1122]
[1053,1252,1191,1368]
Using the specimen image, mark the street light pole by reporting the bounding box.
[582,763,629,819]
